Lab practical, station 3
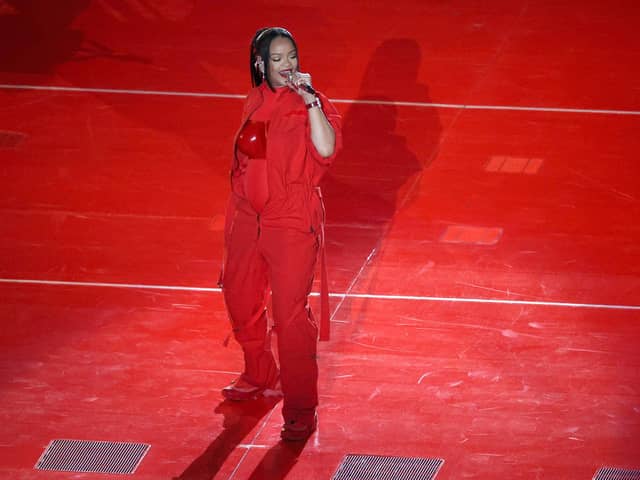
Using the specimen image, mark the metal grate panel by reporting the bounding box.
[594,467,640,480]
[332,454,444,480]
[35,439,150,475]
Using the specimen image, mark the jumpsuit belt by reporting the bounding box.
[317,186,330,342]
[319,239,330,341]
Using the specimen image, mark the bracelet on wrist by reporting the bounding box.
[305,98,322,110]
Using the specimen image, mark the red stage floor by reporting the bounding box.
[1,1,639,479]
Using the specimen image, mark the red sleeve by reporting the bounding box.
[306,92,343,166]
[231,88,259,171]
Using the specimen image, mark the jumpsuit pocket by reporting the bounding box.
[219,196,242,288]
[309,187,324,234]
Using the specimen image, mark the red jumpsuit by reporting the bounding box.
[220,83,342,426]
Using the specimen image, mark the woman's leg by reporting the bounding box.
[261,227,319,435]
[221,209,278,396]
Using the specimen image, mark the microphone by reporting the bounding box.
[299,83,317,95]
[284,71,316,95]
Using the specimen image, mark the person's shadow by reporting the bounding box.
[173,397,307,480]
[0,0,152,80]
[245,438,310,480]
[0,0,89,73]
[321,38,443,294]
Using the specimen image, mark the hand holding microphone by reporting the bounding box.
[282,71,316,95]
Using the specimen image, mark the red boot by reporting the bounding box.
[222,375,282,401]
[280,412,318,441]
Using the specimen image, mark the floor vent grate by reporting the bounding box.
[35,439,150,475]
[332,454,444,480]
[594,467,640,480]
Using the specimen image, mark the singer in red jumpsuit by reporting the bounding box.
[219,27,342,441]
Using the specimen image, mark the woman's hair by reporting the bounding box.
[250,27,299,90]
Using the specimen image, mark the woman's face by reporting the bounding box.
[266,36,298,88]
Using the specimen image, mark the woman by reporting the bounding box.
[219,27,342,441]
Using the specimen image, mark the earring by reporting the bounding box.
[255,60,265,79]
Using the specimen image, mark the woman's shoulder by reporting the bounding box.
[243,85,265,110]
[245,85,262,99]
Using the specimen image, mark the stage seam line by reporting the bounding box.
[2,278,639,311]
[0,83,244,100]
[329,246,379,322]
[0,278,221,292]
[1,207,218,222]
[2,84,640,116]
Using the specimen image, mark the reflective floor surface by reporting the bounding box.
[1,1,639,479]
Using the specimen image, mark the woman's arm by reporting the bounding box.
[288,72,336,158]
[303,91,336,158]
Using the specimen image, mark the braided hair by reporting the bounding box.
[250,27,299,91]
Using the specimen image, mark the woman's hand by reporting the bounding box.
[285,71,317,103]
